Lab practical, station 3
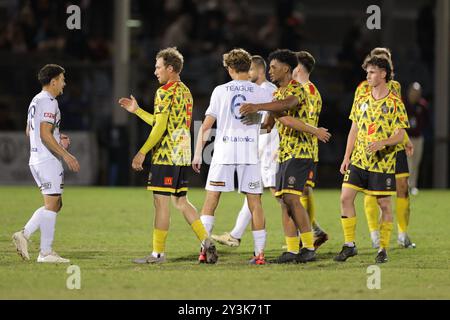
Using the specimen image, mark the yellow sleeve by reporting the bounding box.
[139,113,169,155]
[135,107,155,126]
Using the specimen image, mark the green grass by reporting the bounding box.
[1,187,449,299]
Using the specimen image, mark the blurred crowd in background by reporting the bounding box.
[0,0,437,187]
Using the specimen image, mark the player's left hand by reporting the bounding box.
[405,140,414,157]
[367,141,385,153]
[60,133,70,149]
[241,113,262,126]
[192,154,202,173]
[132,152,145,171]
[239,103,259,116]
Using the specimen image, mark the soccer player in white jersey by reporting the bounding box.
[12,64,80,263]
[211,55,278,248]
[192,49,272,264]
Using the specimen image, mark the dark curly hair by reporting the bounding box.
[268,49,298,73]
[362,55,392,82]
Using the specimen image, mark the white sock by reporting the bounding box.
[398,232,406,241]
[230,198,252,239]
[200,215,215,236]
[40,209,57,255]
[252,229,266,256]
[345,242,355,247]
[24,206,45,238]
[152,252,164,258]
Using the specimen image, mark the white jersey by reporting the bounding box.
[27,91,61,165]
[258,81,279,160]
[205,80,272,165]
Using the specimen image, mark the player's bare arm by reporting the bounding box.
[239,95,298,116]
[192,115,216,173]
[367,128,406,153]
[276,114,331,143]
[340,121,358,174]
[133,113,169,171]
[40,122,80,172]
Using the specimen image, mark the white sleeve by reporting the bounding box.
[38,98,58,124]
[205,87,219,118]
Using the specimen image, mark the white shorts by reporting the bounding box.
[206,163,263,194]
[260,154,278,188]
[29,159,64,195]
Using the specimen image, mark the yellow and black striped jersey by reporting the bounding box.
[352,80,408,151]
[349,91,410,174]
[274,80,314,162]
[152,81,193,166]
[302,81,322,162]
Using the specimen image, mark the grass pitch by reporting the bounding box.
[1,187,449,299]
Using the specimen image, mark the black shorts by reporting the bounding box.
[342,164,396,196]
[305,162,318,188]
[395,149,410,178]
[147,164,189,197]
[275,158,314,197]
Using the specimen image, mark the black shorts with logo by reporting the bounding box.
[147,164,189,197]
[275,158,314,197]
[342,164,396,196]
[305,162,318,188]
[395,149,409,178]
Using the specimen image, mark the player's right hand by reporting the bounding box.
[192,155,202,173]
[63,153,80,173]
[118,95,139,113]
[316,127,331,143]
[340,158,350,175]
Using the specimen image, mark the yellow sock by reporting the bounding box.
[380,221,394,250]
[341,216,356,243]
[152,229,168,254]
[285,236,300,254]
[191,219,208,242]
[300,231,314,249]
[364,195,379,233]
[300,195,316,226]
[396,197,410,234]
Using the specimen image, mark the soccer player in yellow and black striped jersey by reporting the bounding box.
[118,47,217,264]
[293,51,329,249]
[354,48,415,249]
[335,55,410,263]
[240,49,331,263]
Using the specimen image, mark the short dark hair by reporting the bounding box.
[296,51,315,74]
[38,64,65,86]
[363,55,392,82]
[156,47,184,73]
[223,48,252,73]
[251,55,267,71]
[268,49,298,73]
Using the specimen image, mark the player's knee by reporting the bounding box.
[396,179,409,197]
[171,197,187,211]
[377,199,391,213]
[340,193,353,207]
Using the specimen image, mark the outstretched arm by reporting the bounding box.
[276,115,331,143]
[118,95,156,126]
[240,96,299,115]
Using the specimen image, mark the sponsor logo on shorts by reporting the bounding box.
[308,170,314,180]
[164,177,173,186]
[148,172,152,181]
[209,181,225,187]
[248,181,260,189]
[288,176,296,185]
[31,148,38,152]
[41,182,52,190]
[44,113,56,119]
[386,178,392,187]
